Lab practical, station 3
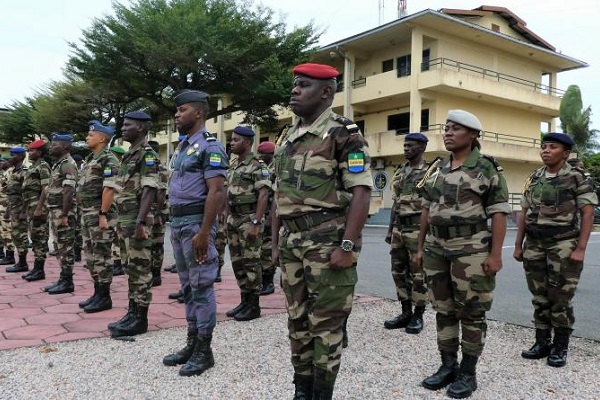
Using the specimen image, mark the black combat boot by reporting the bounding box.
[0,249,15,265]
[293,373,314,400]
[226,292,249,317]
[215,264,222,282]
[43,280,60,292]
[6,252,28,273]
[112,260,125,276]
[163,329,198,366]
[341,317,349,348]
[547,327,570,367]
[405,305,425,334]
[0,246,4,259]
[179,334,215,376]
[79,281,99,308]
[384,300,412,329]
[74,249,82,262]
[522,328,552,359]
[422,351,459,390]
[312,369,335,400]
[234,292,260,321]
[47,272,74,294]
[108,299,136,330]
[23,259,45,281]
[447,354,478,399]
[151,267,162,287]
[84,283,112,313]
[111,305,148,338]
[260,268,275,295]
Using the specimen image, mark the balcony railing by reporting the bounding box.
[425,58,565,97]
[423,124,542,148]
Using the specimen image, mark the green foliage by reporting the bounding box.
[0,99,37,144]
[558,84,598,156]
[67,0,320,128]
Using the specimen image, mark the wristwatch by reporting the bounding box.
[340,239,354,252]
[98,210,108,216]
[251,219,262,226]
[135,219,146,225]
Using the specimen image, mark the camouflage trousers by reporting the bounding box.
[170,215,218,334]
[423,242,495,357]
[112,222,125,263]
[9,206,29,254]
[0,201,14,251]
[279,218,358,383]
[389,226,428,306]
[227,214,263,294]
[49,209,77,275]
[150,222,165,272]
[73,206,83,253]
[118,217,153,306]
[523,236,582,331]
[81,207,116,285]
[215,219,228,270]
[29,215,49,261]
[261,223,276,273]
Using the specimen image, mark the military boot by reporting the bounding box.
[179,334,215,377]
[43,280,60,292]
[79,281,99,308]
[84,283,112,313]
[312,369,335,400]
[108,299,136,330]
[0,246,4,259]
[234,292,260,321]
[163,329,198,366]
[446,354,478,399]
[384,300,412,329]
[522,328,552,359]
[47,272,74,294]
[6,252,28,273]
[547,327,570,367]
[74,249,82,262]
[293,373,314,400]
[0,250,15,265]
[422,351,459,390]
[341,317,349,348]
[405,305,425,334]
[23,259,45,281]
[215,264,222,282]
[112,260,125,276]
[110,305,148,338]
[151,267,162,287]
[260,268,275,295]
[226,292,249,317]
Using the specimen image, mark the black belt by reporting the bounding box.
[430,221,488,239]
[281,210,344,233]
[397,214,421,227]
[525,224,578,240]
[170,203,204,217]
[229,203,256,215]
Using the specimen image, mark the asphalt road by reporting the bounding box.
[356,226,600,342]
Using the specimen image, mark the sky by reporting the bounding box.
[1,0,598,128]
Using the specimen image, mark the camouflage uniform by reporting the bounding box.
[227,153,271,296]
[215,214,228,278]
[7,162,28,256]
[274,109,373,384]
[46,154,79,277]
[23,159,51,262]
[0,167,15,254]
[419,147,510,357]
[114,142,159,307]
[150,162,170,282]
[520,163,598,331]
[77,149,120,286]
[390,160,429,307]
[260,160,277,291]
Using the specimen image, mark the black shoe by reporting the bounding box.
[422,351,459,391]
[215,265,222,282]
[84,284,112,313]
[0,250,16,265]
[522,329,552,359]
[164,263,176,272]
[74,250,82,262]
[168,290,183,300]
[547,328,570,368]
[226,293,249,318]
[260,269,275,295]
[163,330,198,366]
[6,252,28,273]
[446,354,478,399]
[79,282,99,308]
[177,295,184,303]
[313,369,335,400]
[293,373,314,400]
[234,293,260,321]
[108,299,136,330]
[179,334,214,376]
[47,275,74,294]
[112,261,125,276]
[384,300,412,329]
[23,260,45,282]
[405,305,425,334]
[110,305,148,338]
[43,281,60,292]
[151,276,162,287]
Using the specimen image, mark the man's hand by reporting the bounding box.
[61,215,69,227]
[134,223,148,240]
[483,254,503,276]
[99,215,108,230]
[248,224,260,240]
[192,231,209,264]
[330,248,354,270]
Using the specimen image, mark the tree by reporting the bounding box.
[559,84,598,156]
[67,0,320,128]
[0,99,37,144]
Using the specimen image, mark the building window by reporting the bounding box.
[422,49,430,72]
[420,109,430,131]
[336,73,344,92]
[397,54,411,77]
[388,112,410,133]
[382,59,394,72]
[355,120,365,133]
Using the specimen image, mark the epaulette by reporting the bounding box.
[203,131,216,141]
[481,154,503,172]
[572,166,591,178]
[416,157,442,188]
[275,125,291,147]
[334,115,361,134]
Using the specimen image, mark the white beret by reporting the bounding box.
[446,110,482,132]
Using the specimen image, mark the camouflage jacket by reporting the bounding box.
[273,108,373,216]
[77,148,120,209]
[151,162,169,215]
[7,163,28,210]
[227,153,272,213]
[521,163,598,227]
[420,147,511,226]
[22,159,51,210]
[0,167,13,203]
[113,141,159,214]
[47,154,78,209]
[391,159,429,219]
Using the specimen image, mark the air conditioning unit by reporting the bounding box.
[372,158,385,169]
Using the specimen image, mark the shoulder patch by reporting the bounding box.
[482,154,502,172]
[144,152,156,167]
[203,131,216,141]
[348,152,365,173]
[334,115,361,134]
[103,165,113,177]
[209,152,222,167]
[259,161,270,177]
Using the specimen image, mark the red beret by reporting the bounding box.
[28,139,47,150]
[293,63,339,80]
[257,141,276,154]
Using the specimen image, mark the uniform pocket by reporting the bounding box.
[320,267,358,286]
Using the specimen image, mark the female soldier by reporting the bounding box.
[416,110,510,399]
[514,133,597,368]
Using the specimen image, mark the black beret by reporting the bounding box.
[404,132,428,143]
[233,126,255,137]
[542,133,575,149]
[51,133,73,142]
[124,111,152,121]
[173,89,209,106]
